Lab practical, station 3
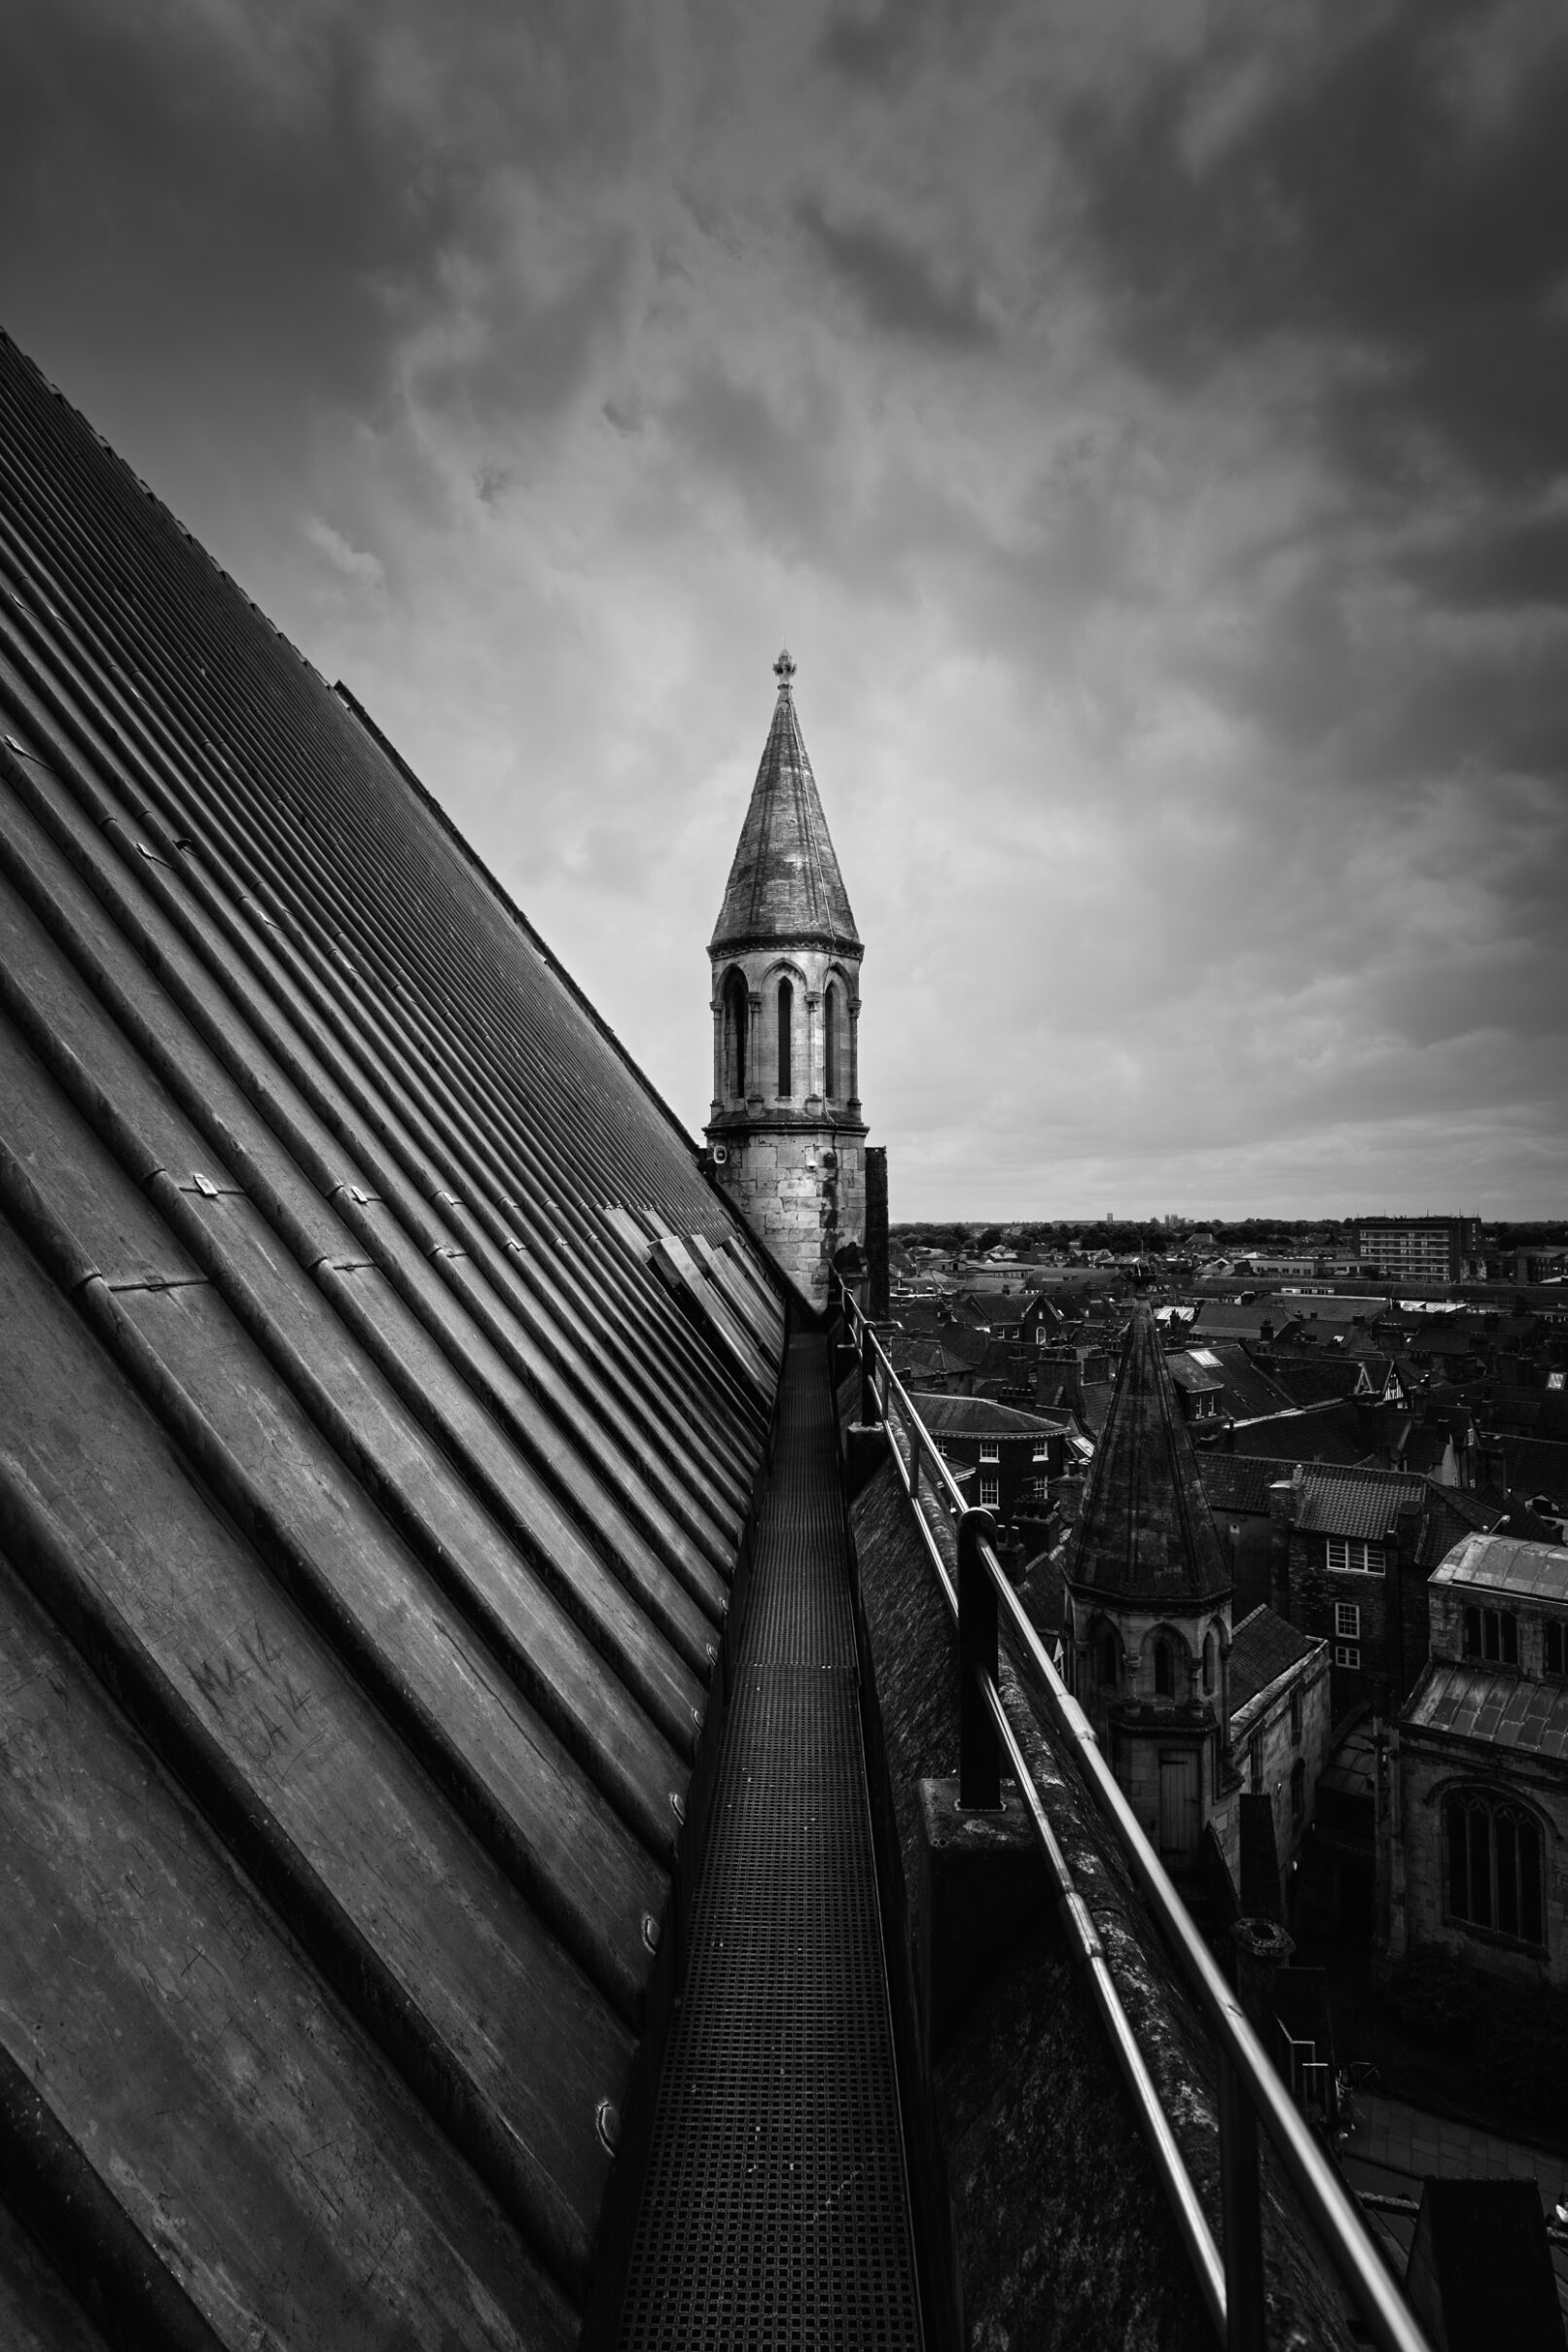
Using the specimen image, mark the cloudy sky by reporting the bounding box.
[3,0,1566,1219]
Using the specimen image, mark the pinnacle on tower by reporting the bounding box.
[1066,1302,1231,1603]
[710,654,861,958]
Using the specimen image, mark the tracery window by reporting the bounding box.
[1444,1792,1545,1944]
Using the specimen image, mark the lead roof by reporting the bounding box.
[0,328,784,2349]
[1430,1532,1568,1598]
[1405,1659,1568,1762]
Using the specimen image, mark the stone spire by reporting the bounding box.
[705,655,869,1315]
[709,651,862,958]
[1067,1302,1231,1603]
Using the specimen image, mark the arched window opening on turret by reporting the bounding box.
[1202,1631,1216,1693]
[724,969,749,1101]
[825,980,839,1099]
[1154,1638,1174,1699]
[1097,1630,1120,1689]
[777,978,793,1096]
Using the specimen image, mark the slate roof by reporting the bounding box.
[1266,1354,1369,1407]
[906,1391,1059,1438]
[1500,1435,1568,1508]
[709,658,861,955]
[1228,1605,1324,1716]
[1192,1340,1299,1418]
[1192,1302,1300,1341]
[0,329,783,2347]
[1404,1660,1568,1763]
[1415,1492,1505,1570]
[1065,1302,1231,1603]
[1227,1402,1372,1466]
[1196,1455,1289,1515]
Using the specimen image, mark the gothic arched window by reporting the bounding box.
[777,978,793,1096]
[825,980,838,1099]
[1097,1630,1119,1689]
[1202,1631,1216,1693]
[724,969,749,1101]
[1154,1638,1174,1699]
[1444,1791,1545,1944]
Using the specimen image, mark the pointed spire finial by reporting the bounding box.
[772,647,797,695]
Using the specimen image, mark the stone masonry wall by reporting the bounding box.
[716,1130,865,1314]
[1229,1656,1332,1898]
[1394,1741,1568,1987]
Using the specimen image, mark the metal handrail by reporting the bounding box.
[836,1282,1433,2352]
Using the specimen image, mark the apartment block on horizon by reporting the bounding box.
[1354,1215,1484,1285]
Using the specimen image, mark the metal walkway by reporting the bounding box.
[618,1333,922,2350]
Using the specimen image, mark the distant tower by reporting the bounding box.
[1063,1302,1234,1871]
[707,652,867,1313]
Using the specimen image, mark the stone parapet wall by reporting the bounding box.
[836,1382,1363,2350]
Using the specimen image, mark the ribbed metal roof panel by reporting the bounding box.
[0,328,783,2347]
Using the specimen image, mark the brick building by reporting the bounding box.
[905,1391,1069,1519]
[1265,1463,1505,1716]
[1388,1534,1568,1987]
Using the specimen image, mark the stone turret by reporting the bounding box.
[706,653,868,1313]
[1064,1302,1234,1867]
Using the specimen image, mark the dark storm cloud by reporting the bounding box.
[799,200,997,349]
[1060,6,1568,495]
[1406,511,1568,614]
[5,0,1563,1213]
[816,0,944,86]
[0,0,647,460]
[663,366,842,553]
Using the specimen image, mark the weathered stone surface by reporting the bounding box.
[843,1406,1364,2350]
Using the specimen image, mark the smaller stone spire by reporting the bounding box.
[772,647,797,695]
[1066,1301,1231,1603]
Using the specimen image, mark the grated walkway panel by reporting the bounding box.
[618,1334,922,2350]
